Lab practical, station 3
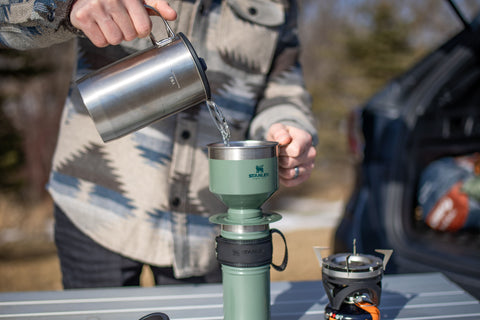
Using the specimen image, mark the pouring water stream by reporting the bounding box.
[207,100,231,146]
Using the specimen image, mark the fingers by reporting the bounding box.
[278,147,316,187]
[266,123,317,187]
[279,162,314,187]
[279,142,316,168]
[70,0,177,47]
[276,126,315,170]
[120,1,151,40]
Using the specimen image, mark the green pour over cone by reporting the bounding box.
[208,141,278,222]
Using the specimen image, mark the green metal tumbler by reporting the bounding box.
[208,141,286,320]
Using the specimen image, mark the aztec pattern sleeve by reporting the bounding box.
[0,0,77,50]
[248,0,318,145]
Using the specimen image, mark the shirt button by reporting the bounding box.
[171,197,181,207]
[181,130,191,140]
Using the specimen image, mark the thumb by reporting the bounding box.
[267,123,293,146]
[145,0,177,20]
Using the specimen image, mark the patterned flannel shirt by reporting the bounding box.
[0,0,317,278]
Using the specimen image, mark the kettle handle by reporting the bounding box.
[144,4,176,46]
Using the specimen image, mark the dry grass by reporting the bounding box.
[0,247,61,292]
[0,195,60,292]
[271,228,334,282]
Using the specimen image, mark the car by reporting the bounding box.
[334,3,480,299]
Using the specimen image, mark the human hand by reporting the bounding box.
[266,123,316,187]
[70,0,177,47]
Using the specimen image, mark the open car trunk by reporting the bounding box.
[335,10,480,298]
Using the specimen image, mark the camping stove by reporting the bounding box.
[315,243,392,320]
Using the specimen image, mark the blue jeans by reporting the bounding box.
[53,205,221,289]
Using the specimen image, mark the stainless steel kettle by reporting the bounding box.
[76,5,211,142]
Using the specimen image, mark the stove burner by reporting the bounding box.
[322,253,383,279]
[315,241,392,319]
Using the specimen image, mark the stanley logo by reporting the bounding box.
[249,165,269,178]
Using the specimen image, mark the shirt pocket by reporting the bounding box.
[215,0,285,75]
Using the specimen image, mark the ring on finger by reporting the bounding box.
[293,166,300,179]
